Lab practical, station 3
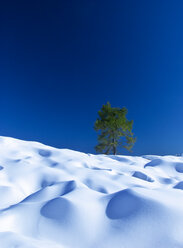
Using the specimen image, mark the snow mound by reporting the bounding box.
[0,136,183,248]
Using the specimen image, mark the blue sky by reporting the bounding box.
[1,0,183,155]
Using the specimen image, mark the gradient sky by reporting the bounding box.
[1,0,183,155]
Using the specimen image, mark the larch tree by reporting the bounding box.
[94,102,136,155]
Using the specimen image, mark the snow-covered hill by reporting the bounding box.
[0,136,183,248]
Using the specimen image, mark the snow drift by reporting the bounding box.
[0,136,183,248]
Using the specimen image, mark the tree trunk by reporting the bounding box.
[113,145,117,155]
[112,136,117,155]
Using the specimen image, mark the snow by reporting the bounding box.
[0,136,183,247]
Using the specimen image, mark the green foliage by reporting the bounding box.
[94,102,136,155]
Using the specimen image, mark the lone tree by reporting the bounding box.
[94,102,136,155]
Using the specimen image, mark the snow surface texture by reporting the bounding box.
[0,137,183,248]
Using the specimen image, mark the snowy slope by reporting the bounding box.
[0,136,183,248]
